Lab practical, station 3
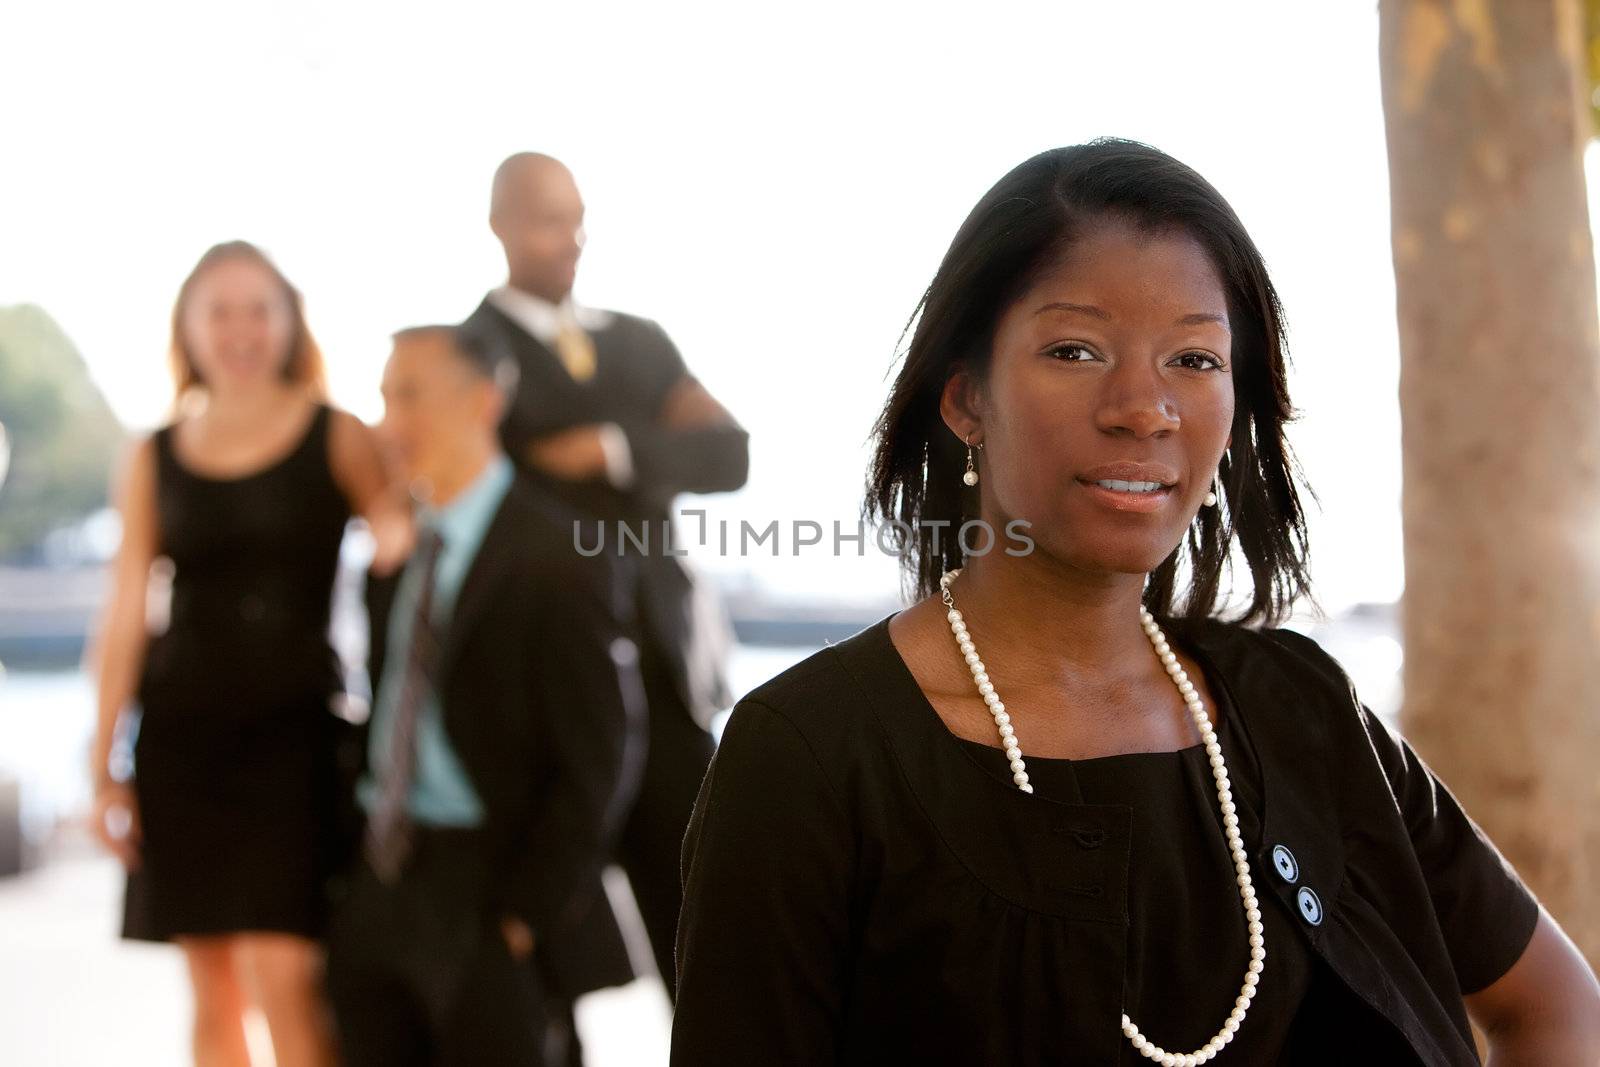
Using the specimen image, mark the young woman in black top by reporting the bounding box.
[671,142,1600,1065]
[89,242,409,1066]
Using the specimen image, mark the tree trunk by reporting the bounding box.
[1380,0,1600,965]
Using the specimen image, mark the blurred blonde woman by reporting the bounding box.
[89,241,409,1066]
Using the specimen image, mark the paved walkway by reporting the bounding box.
[0,834,672,1066]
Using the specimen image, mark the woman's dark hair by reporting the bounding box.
[867,139,1312,626]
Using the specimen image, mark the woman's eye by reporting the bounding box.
[1173,351,1223,370]
[1048,344,1097,363]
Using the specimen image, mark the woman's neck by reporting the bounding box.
[198,381,300,423]
[951,549,1154,688]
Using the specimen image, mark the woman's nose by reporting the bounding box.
[1094,367,1179,438]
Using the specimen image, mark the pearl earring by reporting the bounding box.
[962,435,980,487]
[1204,474,1221,508]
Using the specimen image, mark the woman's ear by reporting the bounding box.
[939,366,984,446]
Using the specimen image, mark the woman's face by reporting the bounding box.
[952,218,1235,577]
[180,256,295,392]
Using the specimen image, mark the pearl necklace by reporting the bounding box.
[939,569,1264,1066]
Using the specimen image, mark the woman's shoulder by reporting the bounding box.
[712,619,907,809]
[1168,613,1354,687]
[128,425,168,459]
[735,617,901,738]
[322,403,372,453]
[1167,613,1371,746]
[322,403,385,491]
[1167,614,1401,794]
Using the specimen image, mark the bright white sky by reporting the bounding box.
[6,1,1588,613]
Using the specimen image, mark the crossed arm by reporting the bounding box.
[522,375,750,499]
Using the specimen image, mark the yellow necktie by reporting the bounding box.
[553,321,597,382]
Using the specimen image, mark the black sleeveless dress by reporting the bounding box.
[122,403,352,942]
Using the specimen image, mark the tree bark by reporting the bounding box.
[1380,0,1600,965]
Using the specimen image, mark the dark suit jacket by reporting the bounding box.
[350,475,648,998]
[460,299,749,717]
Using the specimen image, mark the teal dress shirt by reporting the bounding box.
[358,454,515,826]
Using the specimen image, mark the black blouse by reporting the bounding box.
[671,616,1539,1066]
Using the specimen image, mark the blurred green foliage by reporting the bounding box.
[0,305,124,558]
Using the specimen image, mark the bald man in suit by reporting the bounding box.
[461,154,747,1055]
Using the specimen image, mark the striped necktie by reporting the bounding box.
[364,526,447,883]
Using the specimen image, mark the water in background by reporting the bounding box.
[0,642,820,847]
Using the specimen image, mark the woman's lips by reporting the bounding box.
[1077,478,1176,513]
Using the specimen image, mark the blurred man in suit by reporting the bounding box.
[326,326,644,1067]
[462,153,748,1024]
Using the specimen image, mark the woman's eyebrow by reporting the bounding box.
[1035,301,1112,320]
[1034,301,1230,329]
[1175,311,1230,329]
